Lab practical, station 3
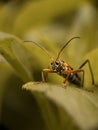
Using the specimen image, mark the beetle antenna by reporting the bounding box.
[56,37,80,60]
[24,40,53,59]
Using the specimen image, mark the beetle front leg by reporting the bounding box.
[42,69,56,82]
[62,74,70,88]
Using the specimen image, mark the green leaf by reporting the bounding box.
[0,32,34,82]
[22,82,98,130]
[0,61,13,121]
[1,81,80,130]
[0,60,23,121]
[13,0,84,35]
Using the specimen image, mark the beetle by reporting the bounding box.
[25,37,95,89]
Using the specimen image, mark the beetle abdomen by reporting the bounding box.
[68,73,81,86]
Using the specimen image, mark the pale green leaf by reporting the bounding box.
[22,82,98,130]
[13,0,85,35]
[0,32,33,82]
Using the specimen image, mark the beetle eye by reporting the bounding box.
[55,61,59,65]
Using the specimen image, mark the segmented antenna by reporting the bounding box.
[24,40,52,59]
[56,37,80,60]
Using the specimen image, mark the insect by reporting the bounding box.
[25,37,95,89]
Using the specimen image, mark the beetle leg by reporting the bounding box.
[63,74,70,84]
[62,74,70,88]
[78,59,95,85]
[42,69,56,82]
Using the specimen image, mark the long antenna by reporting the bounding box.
[56,37,80,60]
[24,40,52,59]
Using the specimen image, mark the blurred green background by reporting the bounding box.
[0,0,98,130]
